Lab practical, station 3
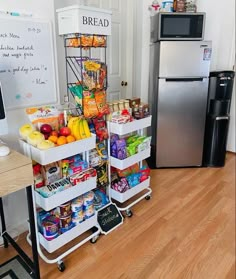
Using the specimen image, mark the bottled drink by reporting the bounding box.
[176,0,186,12]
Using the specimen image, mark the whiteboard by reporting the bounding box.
[0,17,58,110]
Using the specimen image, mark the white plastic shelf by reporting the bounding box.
[19,134,96,165]
[111,177,150,203]
[110,148,151,170]
[38,213,97,253]
[35,176,97,211]
[109,116,152,135]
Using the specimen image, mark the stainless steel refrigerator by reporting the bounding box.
[149,41,212,168]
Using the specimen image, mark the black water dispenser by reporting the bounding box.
[203,71,235,167]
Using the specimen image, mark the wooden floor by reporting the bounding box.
[1,153,235,279]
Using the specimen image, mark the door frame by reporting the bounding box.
[123,0,135,99]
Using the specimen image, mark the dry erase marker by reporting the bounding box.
[10,12,20,16]
[10,11,32,17]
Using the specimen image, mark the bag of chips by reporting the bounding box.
[95,90,109,117]
[83,91,99,118]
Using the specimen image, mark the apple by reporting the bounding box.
[59,127,71,137]
[27,131,44,147]
[19,124,35,140]
[37,140,55,150]
[40,124,52,135]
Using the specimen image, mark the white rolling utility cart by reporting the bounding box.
[20,135,101,272]
[107,116,153,217]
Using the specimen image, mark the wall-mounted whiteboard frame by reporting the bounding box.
[0,16,58,110]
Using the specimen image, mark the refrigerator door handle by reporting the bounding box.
[216,116,229,121]
[165,78,204,82]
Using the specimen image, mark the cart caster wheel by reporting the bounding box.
[126,209,133,217]
[58,261,66,272]
[90,235,99,244]
[145,195,151,200]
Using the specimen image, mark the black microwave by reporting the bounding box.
[151,12,205,42]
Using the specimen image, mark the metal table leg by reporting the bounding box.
[0,197,8,248]
[26,185,40,279]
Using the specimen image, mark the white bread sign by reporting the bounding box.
[57,5,112,36]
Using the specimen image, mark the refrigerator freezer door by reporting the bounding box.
[159,41,212,78]
[156,78,209,167]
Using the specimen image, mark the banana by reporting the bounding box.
[79,119,87,139]
[67,116,79,132]
[72,118,82,140]
[82,119,91,138]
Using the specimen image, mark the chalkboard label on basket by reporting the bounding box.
[97,203,123,234]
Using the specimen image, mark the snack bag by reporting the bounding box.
[96,142,108,161]
[95,90,109,117]
[98,64,107,89]
[84,60,101,72]
[111,178,130,193]
[139,166,150,182]
[83,91,99,118]
[68,85,83,114]
[41,162,62,185]
[68,38,79,47]
[126,173,141,187]
[116,166,133,178]
[126,135,139,145]
[89,148,102,167]
[93,36,106,47]
[93,118,108,141]
[116,139,127,160]
[95,162,108,190]
[81,35,93,47]
[25,106,60,131]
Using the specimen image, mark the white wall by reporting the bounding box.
[197,0,236,153]
[0,0,58,239]
[135,0,235,151]
[0,0,92,242]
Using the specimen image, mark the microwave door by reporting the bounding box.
[159,41,212,78]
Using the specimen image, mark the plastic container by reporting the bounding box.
[113,102,119,112]
[118,100,125,111]
[176,0,185,12]
[59,214,72,230]
[83,191,94,206]
[71,197,83,212]
[161,1,174,12]
[84,204,95,219]
[59,202,71,217]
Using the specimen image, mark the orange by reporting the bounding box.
[51,130,58,137]
[57,136,67,146]
[66,135,76,143]
[48,135,58,144]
